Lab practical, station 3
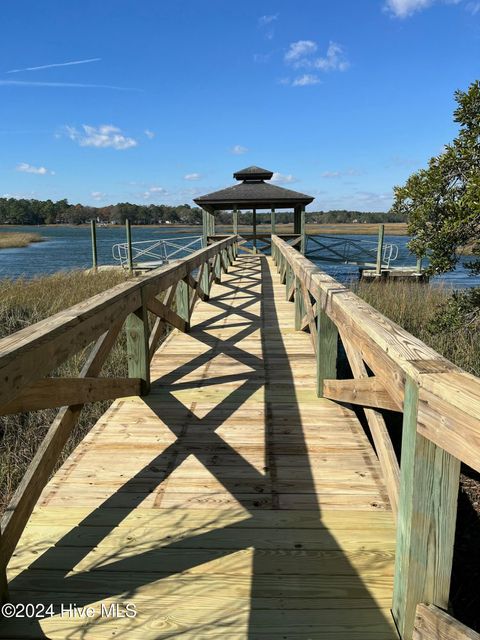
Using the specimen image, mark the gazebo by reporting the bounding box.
[194,166,314,254]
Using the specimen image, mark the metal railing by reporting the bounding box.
[112,235,203,269]
[306,234,399,268]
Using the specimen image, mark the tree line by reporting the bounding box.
[0,198,405,226]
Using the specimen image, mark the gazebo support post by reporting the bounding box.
[252,208,257,253]
[202,209,215,246]
[233,209,239,235]
[300,205,306,255]
[271,208,276,235]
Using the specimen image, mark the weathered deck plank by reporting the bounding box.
[2,254,398,639]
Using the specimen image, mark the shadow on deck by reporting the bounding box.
[3,255,397,639]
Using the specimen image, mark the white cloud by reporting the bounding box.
[66,124,138,150]
[253,53,272,63]
[91,191,106,201]
[16,162,54,175]
[231,144,248,155]
[258,14,278,25]
[184,173,201,181]
[384,0,462,17]
[466,1,480,13]
[292,74,321,86]
[321,168,363,178]
[284,40,349,79]
[285,40,317,63]
[258,14,278,39]
[7,58,101,74]
[271,172,297,183]
[142,186,167,199]
[144,129,155,139]
[314,42,349,71]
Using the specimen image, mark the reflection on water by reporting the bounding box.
[0,225,478,289]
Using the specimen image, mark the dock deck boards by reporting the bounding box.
[3,254,398,639]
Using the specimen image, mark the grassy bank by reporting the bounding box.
[0,269,133,513]
[0,232,44,249]
[354,280,479,376]
[219,222,409,235]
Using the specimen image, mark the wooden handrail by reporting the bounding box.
[0,234,238,584]
[271,234,480,640]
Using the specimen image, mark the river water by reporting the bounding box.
[0,225,477,289]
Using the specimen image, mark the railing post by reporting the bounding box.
[125,290,150,394]
[176,279,190,332]
[286,264,293,301]
[222,248,229,272]
[375,223,385,276]
[201,259,211,300]
[90,219,98,271]
[126,218,133,273]
[214,253,222,283]
[0,530,8,603]
[294,277,303,330]
[316,303,338,397]
[392,376,460,639]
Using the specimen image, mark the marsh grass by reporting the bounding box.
[353,280,479,377]
[0,232,44,249]
[0,269,134,512]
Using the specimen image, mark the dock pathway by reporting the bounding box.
[3,254,398,638]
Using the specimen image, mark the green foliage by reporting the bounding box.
[428,287,480,334]
[391,80,480,275]
[0,197,403,227]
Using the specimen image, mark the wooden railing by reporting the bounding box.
[272,234,480,640]
[0,235,238,600]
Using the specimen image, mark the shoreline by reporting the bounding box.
[0,222,410,236]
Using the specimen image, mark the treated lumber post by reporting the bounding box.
[0,532,8,602]
[201,259,211,300]
[286,264,293,301]
[375,223,385,276]
[392,376,460,640]
[271,208,276,235]
[126,291,150,394]
[175,278,190,332]
[294,277,303,330]
[90,219,98,270]
[233,209,238,235]
[222,248,229,272]
[316,304,338,397]
[214,253,222,283]
[300,206,306,255]
[252,208,257,253]
[126,218,133,273]
[202,209,209,246]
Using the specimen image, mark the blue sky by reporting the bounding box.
[0,0,479,211]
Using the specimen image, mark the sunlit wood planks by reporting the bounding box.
[2,254,398,639]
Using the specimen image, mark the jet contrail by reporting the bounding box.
[0,80,141,91]
[7,58,101,73]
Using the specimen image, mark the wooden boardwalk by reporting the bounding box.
[3,254,398,639]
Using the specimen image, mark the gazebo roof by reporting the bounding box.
[194,165,314,211]
[233,165,273,181]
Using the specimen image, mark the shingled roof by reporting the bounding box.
[194,166,314,211]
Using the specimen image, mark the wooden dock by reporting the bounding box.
[2,254,397,638]
[1,234,479,640]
